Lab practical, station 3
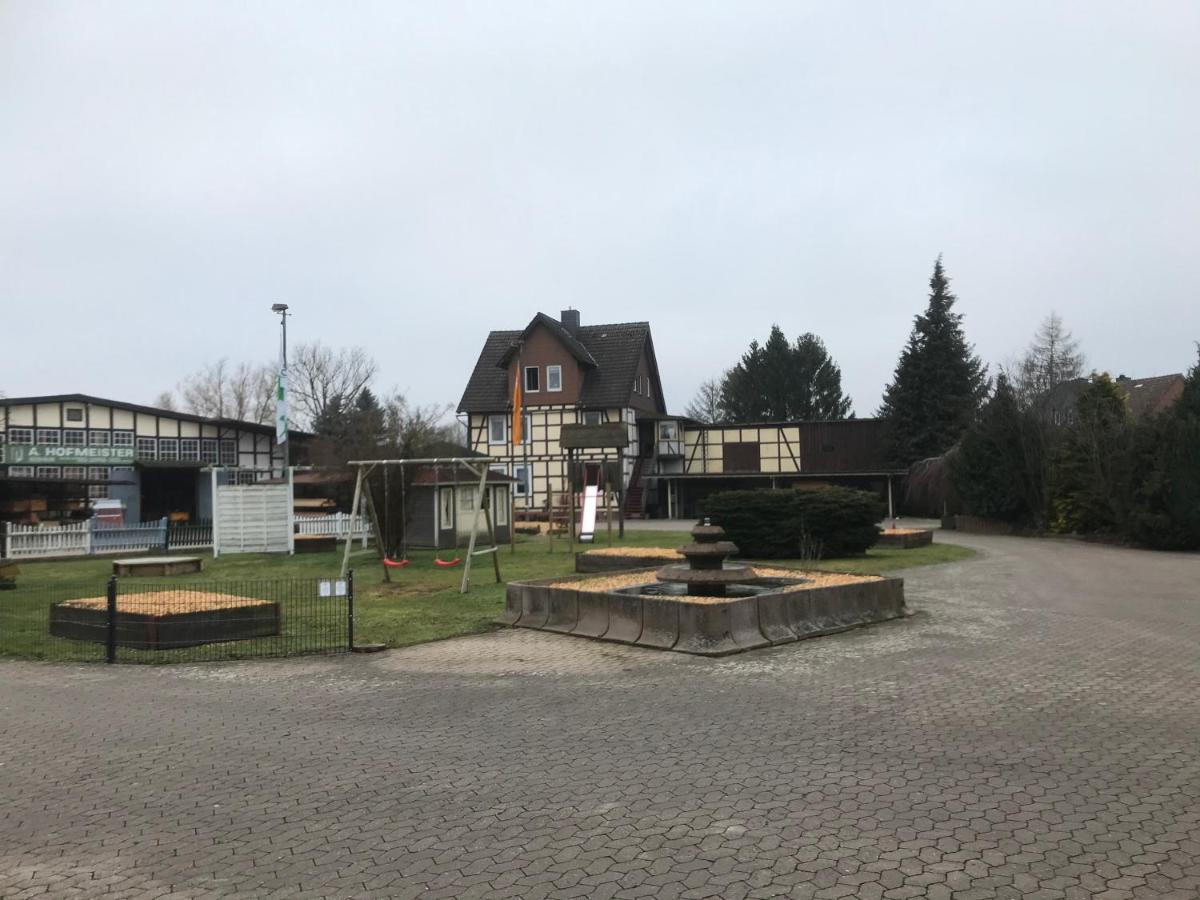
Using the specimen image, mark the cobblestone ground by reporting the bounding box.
[2,533,1199,899]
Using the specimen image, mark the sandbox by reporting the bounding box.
[874,528,934,549]
[49,591,281,650]
[501,565,905,656]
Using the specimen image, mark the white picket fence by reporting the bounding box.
[1,512,367,561]
[295,513,371,540]
[1,519,193,560]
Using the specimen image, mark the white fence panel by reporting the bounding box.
[215,483,292,555]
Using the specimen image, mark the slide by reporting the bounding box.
[579,485,599,542]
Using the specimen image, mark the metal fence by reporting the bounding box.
[0,574,353,664]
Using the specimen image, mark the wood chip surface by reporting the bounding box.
[59,591,273,615]
[548,567,881,602]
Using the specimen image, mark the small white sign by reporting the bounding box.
[318,579,348,598]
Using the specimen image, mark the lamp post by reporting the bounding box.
[272,303,290,470]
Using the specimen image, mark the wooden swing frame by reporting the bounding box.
[339,457,504,594]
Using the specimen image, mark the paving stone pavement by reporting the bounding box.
[1,532,1199,899]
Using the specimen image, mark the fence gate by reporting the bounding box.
[212,469,294,556]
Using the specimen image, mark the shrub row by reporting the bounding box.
[702,487,884,559]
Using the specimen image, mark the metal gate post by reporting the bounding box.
[105,575,118,664]
[346,569,354,651]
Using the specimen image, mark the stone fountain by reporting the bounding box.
[622,520,801,598]
[500,518,907,655]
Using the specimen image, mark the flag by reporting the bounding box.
[511,361,522,446]
[275,366,288,446]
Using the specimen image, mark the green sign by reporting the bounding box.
[3,445,136,466]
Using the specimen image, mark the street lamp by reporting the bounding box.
[272,304,290,469]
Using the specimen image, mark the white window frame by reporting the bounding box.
[583,410,603,426]
[36,429,61,445]
[459,488,475,511]
[63,465,87,481]
[88,466,110,481]
[63,429,86,447]
[521,413,532,445]
[659,421,678,440]
[546,365,562,392]
[201,439,219,463]
[488,415,507,445]
[112,431,134,448]
[88,484,110,499]
[136,437,157,460]
[36,466,62,478]
[181,438,200,461]
[7,428,33,445]
[439,487,455,529]
[513,464,530,496]
[159,438,179,461]
[89,431,111,447]
[9,465,34,477]
[523,366,540,393]
[65,408,85,423]
[492,486,509,525]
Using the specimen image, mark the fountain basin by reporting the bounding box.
[499,565,905,656]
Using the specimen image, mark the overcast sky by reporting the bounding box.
[2,2,1197,420]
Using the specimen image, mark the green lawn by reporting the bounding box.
[1,532,974,661]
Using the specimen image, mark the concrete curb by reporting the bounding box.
[500,570,906,657]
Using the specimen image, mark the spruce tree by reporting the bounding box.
[719,326,852,422]
[878,257,988,465]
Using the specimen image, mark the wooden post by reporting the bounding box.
[567,450,575,555]
[460,460,490,594]
[617,446,625,539]
[362,479,389,582]
[340,466,365,578]
[606,464,613,547]
[484,504,502,584]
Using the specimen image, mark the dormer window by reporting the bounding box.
[546,365,562,392]
[523,366,540,392]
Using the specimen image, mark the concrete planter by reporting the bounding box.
[500,568,905,657]
[874,529,934,549]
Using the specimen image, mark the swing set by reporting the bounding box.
[339,457,504,594]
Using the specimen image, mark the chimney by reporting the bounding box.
[560,308,581,334]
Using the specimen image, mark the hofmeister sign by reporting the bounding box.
[3,445,137,466]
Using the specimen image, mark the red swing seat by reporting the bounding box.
[382,557,410,569]
[432,556,461,568]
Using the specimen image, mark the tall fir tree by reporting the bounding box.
[878,257,988,465]
[719,326,852,422]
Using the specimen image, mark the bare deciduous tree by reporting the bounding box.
[684,378,725,423]
[171,359,275,424]
[1016,312,1085,404]
[290,343,378,431]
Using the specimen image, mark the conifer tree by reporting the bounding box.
[719,326,852,422]
[878,257,988,465]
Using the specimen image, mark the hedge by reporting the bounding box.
[702,487,884,559]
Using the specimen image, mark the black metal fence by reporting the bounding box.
[0,574,353,664]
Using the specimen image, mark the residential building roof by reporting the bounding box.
[458,315,663,412]
[1042,373,1186,420]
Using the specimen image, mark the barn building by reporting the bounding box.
[0,394,285,526]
